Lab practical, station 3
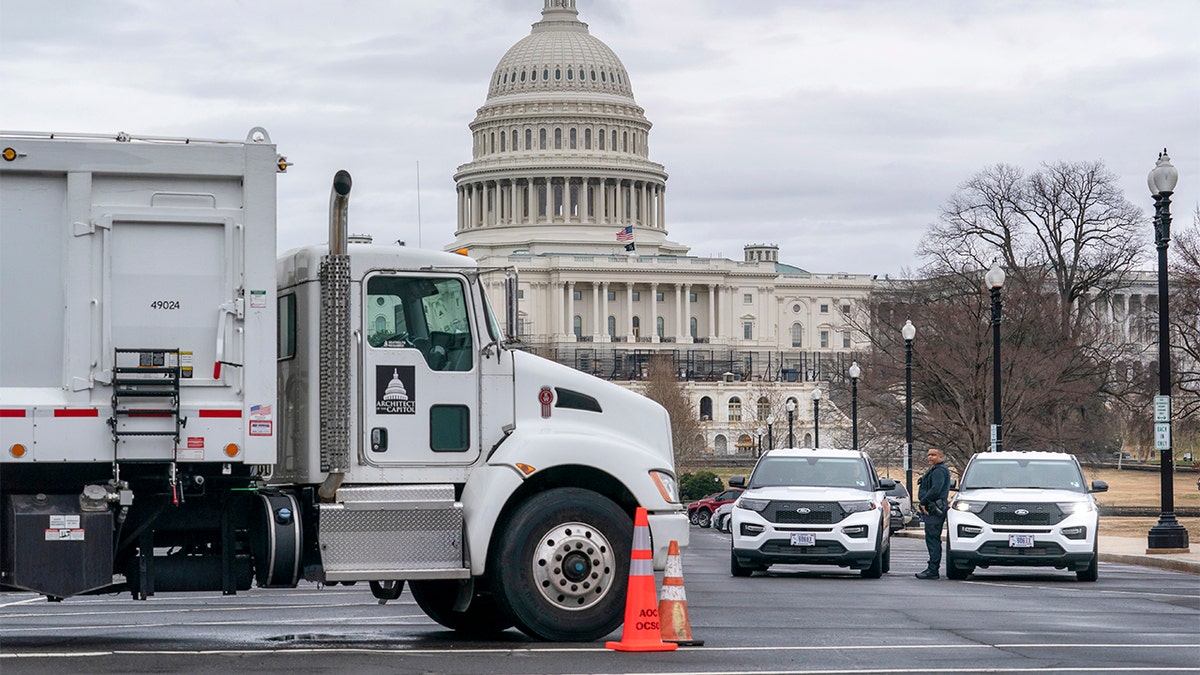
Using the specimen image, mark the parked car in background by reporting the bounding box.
[729,448,893,578]
[883,480,915,532]
[946,451,1107,581]
[712,502,734,533]
[688,488,744,528]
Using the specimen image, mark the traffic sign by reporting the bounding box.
[1154,422,1171,451]
[1154,395,1171,422]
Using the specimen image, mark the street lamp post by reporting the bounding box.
[756,425,765,458]
[766,414,775,451]
[986,261,1006,452]
[812,388,821,448]
[786,400,796,448]
[903,320,916,497]
[1146,149,1190,552]
[848,361,861,451]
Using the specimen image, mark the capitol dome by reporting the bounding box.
[449,0,684,259]
[486,2,634,103]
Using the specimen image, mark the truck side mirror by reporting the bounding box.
[876,478,896,491]
[1089,480,1108,494]
[728,475,746,488]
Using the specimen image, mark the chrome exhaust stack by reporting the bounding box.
[318,170,353,500]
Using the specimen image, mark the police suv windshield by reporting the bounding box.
[960,458,1086,493]
[749,456,872,490]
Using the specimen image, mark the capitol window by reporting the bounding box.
[555,128,562,149]
[539,128,547,150]
[601,71,606,82]
[555,68,561,80]
[567,68,573,81]
[520,70,526,82]
[585,128,592,149]
[543,68,549,80]
[598,128,605,150]
[569,128,576,149]
[578,68,584,80]
[591,69,596,81]
[525,128,532,149]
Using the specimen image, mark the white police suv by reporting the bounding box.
[729,448,892,578]
[946,451,1108,581]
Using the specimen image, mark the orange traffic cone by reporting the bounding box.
[605,507,678,652]
[659,539,703,646]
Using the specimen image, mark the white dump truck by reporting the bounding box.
[0,129,688,641]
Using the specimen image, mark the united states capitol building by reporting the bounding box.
[445,1,1160,458]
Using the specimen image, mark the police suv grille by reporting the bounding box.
[980,503,1065,526]
[765,501,844,524]
[761,540,848,556]
[979,541,1066,556]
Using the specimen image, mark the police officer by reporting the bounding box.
[915,447,950,579]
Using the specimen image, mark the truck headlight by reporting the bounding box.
[839,500,875,514]
[952,499,985,513]
[1056,501,1094,514]
[649,471,679,503]
[736,497,770,512]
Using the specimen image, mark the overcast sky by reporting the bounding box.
[2,0,1197,277]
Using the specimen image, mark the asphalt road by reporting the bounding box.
[1,528,1198,674]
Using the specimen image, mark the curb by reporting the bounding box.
[893,528,1199,575]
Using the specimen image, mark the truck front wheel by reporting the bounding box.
[489,488,632,641]
[408,580,513,637]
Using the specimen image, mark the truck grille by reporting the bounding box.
[765,501,844,524]
[981,503,1065,526]
[761,540,847,556]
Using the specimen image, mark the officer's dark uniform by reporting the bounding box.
[916,459,951,578]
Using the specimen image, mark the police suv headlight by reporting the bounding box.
[649,471,679,503]
[952,499,986,513]
[1056,501,1094,514]
[839,500,875,514]
[737,497,770,512]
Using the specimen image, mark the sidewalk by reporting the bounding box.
[894,529,1200,575]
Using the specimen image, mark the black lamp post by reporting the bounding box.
[848,361,861,451]
[767,414,775,451]
[986,260,1005,452]
[756,425,764,458]
[1146,149,1190,552]
[902,320,916,496]
[812,388,821,448]
[786,400,796,448]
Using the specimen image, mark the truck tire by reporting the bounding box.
[409,580,514,637]
[489,488,631,642]
[697,509,712,528]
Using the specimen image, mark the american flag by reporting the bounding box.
[615,226,633,242]
[251,404,271,416]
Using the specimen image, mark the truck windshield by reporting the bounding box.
[749,456,871,490]
[960,459,1086,493]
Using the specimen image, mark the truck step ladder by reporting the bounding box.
[107,348,185,447]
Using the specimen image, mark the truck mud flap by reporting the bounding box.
[316,485,468,582]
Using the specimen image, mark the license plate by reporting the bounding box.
[1009,534,1035,548]
[790,533,815,547]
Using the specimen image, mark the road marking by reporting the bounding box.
[0,597,42,609]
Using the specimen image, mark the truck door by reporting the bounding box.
[362,273,480,465]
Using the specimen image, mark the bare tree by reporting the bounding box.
[1171,208,1200,422]
[922,160,1145,337]
[642,354,705,469]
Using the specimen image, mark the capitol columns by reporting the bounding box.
[674,283,684,343]
[600,281,610,342]
[566,281,576,340]
[650,282,659,343]
[626,282,635,341]
[708,283,717,339]
[682,283,692,343]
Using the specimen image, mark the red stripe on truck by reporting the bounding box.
[54,409,99,417]
[0,409,27,417]
[198,409,242,418]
